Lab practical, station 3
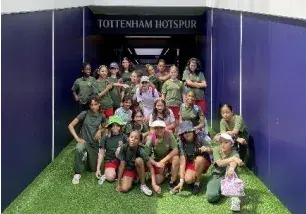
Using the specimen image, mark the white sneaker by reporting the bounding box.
[140,184,153,196]
[230,197,241,212]
[72,174,81,185]
[98,174,106,185]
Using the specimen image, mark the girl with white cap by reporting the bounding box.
[206,133,244,211]
[145,120,179,193]
[136,76,159,122]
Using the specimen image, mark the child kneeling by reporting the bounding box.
[116,130,153,196]
[173,121,212,194]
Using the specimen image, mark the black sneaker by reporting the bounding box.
[169,181,177,190]
[192,184,201,195]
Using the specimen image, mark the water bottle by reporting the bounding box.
[98,175,106,185]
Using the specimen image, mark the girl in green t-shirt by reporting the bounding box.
[172,121,212,195]
[214,104,249,166]
[162,65,184,123]
[123,108,149,141]
[145,120,180,194]
[93,65,114,119]
[182,58,207,114]
[116,130,153,196]
[96,115,128,183]
[108,62,130,111]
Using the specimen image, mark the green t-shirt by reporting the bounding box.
[162,79,184,106]
[178,138,210,161]
[93,79,113,109]
[71,76,96,104]
[179,104,204,126]
[121,72,132,85]
[182,70,206,100]
[124,83,139,105]
[99,133,128,162]
[212,147,239,176]
[108,77,121,108]
[149,75,161,92]
[145,132,177,161]
[123,122,149,135]
[220,115,249,141]
[118,144,149,170]
[77,110,106,145]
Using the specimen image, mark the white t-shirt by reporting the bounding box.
[149,108,175,127]
[136,87,159,118]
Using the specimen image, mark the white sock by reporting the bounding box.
[194,182,200,186]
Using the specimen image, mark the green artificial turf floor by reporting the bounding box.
[4,142,290,214]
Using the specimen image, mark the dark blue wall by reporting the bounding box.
[210,9,306,213]
[242,15,306,213]
[85,7,100,69]
[203,10,212,123]
[1,11,52,210]
[212,10,240,131]
[54,8,84,156]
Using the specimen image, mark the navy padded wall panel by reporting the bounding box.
[212,10,240,131]
[1,11,52,210]
[54,8,84,156]
[241,15,271,183]
[268,21,306,214]
[85,7,99,69]
[204,10,212,123]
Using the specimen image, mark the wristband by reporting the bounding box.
[180,178,184,183]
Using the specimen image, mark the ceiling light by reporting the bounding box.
[134,48,163,55]
[125,36,171,39]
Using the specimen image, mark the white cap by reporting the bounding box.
[151,120,166,128]
[220,133,234,144]
[140,76,149,83]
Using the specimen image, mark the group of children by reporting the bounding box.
[69,57,249,212]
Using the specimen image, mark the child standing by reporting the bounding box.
[116,130,153,195]
[173,121,212,194]
[114,96,133,125]
[108,62,129,111]
[68,96,106,185]
[182,58,207,114]
[119,57,134,85]
[93,65,114,119]
[96,115,128,182]
[136,76,159,122]
[162,65,184,122]
[156,59,170,89]
[206,133,244,212]
[145,120,180,193]
[122,71,141,111]
[145,64,161,91]
[71,62,96,112]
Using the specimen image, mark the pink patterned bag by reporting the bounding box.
[221,171,245,197]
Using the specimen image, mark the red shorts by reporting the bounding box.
[105,159,119,169]
[153,163,172,175]
[194,99,207,114]
[123,169,137,179]
[168,106,180,120]
[100,108,114,119]
[185,159,211,173]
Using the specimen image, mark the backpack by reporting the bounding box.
[140,86,156,98]
[180,103,200,116]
